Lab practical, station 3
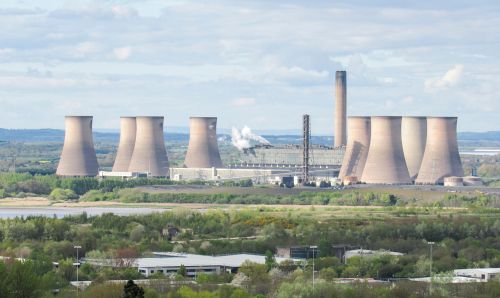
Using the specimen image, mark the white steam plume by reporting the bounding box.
[231,126,270,150]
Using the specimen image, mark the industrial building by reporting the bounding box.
[170,167,291,184]
[56,116,99,177]
[85,252,297,278]
[112,117,136,172]
[416,117,464,184]
[56,68,468,186]
[344,249,404,260]
[276,246,319,259]
[184,117,223,168]
[361,116,411,184]
[128,116,169,177]
[411,268,500,283]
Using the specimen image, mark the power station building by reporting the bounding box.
[184,117,223,168]
[361,116,411,184]
[56,116,99,177]
[128,116,169,177]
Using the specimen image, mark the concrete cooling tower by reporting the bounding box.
[112,117,136,172]
[361,116,411,184]
[416,117,464,184]
[338,116,371,180]
[334,71,347,147]
[184,117,223,168]
[402,116,427,181]
[128,116,169,177]
[56,116,99,177]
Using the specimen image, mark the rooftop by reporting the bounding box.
[134,252,297,269]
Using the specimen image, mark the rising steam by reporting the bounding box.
[231,126,270,150]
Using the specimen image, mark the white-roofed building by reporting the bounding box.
[344,249,404,260]
[454,268,500,282]
[85,252,298,278]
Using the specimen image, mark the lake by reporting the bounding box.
[0,207,169,219]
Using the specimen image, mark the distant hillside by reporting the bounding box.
[457,131,500,141]
[0,128,498,145]
[0,128,189,143]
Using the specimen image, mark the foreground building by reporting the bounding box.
[85,252,296,278]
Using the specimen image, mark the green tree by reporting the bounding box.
[123,280,145,298]
[265,250,276,271]
[178,264,187,277]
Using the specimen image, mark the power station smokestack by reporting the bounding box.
[112,117,136,172]
[128,116,169,177]
[361,116,411,184]
[335,71,347,147]
[416,117,464,184]
[184,117,223,168]
[56,116,99,176]
[401,116,427,181]
[339,116,371,180]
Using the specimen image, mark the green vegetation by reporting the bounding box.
[0,172,177,198]
[0,207,499,296]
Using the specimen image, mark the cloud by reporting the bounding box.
[113,46,132,60]
[111,5,137,18]
[425,64,464,91]
[402,96,414,103]
[75,42,100,57]
[232,97,256,107]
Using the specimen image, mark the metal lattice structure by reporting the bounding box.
[303,114,311,183]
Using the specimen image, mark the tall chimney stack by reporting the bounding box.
[335,71,347,147]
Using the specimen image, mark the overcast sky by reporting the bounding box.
[0,0,499,133]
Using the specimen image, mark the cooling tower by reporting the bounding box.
[334,71,347,147]
[338,116,371,180]
[128,116,169,177]
[56,116,99,176]
[112,117,136,172]
[415,117,464,184]
[401,116,427,181]
[184,117,223,168]
[361,116,411,184]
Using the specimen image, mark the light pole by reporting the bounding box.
[310,245,318,292]
[428,242,434,295]
[74,245,82,297]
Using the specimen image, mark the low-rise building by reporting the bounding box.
[85,252,297,278]
[454,268,500,282]
[344,249,404,260]
[276,246,319,259]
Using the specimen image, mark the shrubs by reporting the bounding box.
[48,188,78,201]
